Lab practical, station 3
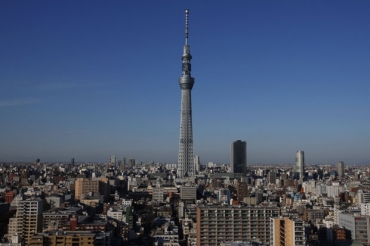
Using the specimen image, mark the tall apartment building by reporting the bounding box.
[196,205,280,245]
[121,157,126,166]
[268,171,277,184]
[333,205,343,226]
[270,217,305,246]
[8,199,43,244]
[128,159,135,168]
[231,140,247,174]
[74,177,109,200]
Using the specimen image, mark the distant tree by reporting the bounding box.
[0,210,16,237]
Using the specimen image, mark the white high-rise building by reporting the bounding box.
[194,156,200,173]
[296,151,305,180]
[358,190,370,206]
[109,155,116,165]
[333,204,342,226]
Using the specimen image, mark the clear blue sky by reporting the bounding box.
[1,1,369,165]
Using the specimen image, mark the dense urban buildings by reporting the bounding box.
[177,10,195,179]
[230,140,247,174]
[2,156,370,245]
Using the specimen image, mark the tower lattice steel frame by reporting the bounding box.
[177,9,194,178]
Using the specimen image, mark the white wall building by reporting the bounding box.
[358,190,370,206]
[107,208,124,221]
[361,203,370,216]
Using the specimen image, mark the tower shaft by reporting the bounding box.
[178,89,194,177]
[177,10,195,178]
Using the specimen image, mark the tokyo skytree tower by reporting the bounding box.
[177,9,195,178]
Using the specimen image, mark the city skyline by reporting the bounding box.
[1,1,370,164]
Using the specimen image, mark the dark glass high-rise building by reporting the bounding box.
[338,161,344,178]
[231,140,247,174]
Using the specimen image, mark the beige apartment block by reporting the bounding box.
[74,177,109,200]
[270,217,305,246]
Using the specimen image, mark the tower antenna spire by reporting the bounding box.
[185,9,189,45]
